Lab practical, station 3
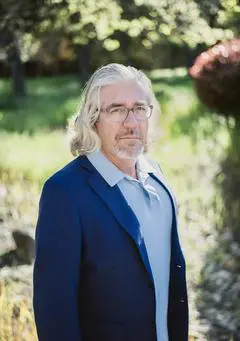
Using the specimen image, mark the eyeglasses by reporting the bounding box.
[99,104,153,123]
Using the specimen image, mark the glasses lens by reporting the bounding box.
[107,105,152,122]
[109,107,127,122]
[134,105,150,119]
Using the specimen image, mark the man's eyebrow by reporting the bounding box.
[105,101,148,109]
[106,103,125,109]
[134,101,148,105]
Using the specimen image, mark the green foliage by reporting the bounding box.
[198,0,240,32]
[0,0,48,34]
[2,0,239,70]
[0,76,82,132]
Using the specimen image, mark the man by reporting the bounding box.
[33,63,188,341]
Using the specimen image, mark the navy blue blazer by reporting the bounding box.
[33,155,188,341]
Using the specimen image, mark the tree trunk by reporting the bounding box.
[75,44,91,83]
[4,30,26,97]
[8,42,26,97]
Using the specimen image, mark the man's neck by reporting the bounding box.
[101,150,137,179]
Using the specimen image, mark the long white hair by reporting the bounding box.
[68,63,160,156]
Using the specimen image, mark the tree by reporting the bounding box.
[0,0,62,96]
[1,0,238,95]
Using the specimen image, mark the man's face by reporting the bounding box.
[95,80,150,160]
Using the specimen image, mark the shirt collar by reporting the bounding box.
[135,154,156,184]
[87,150,125,187]
[86,150,155,187]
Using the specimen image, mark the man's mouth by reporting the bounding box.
[119,136,141,140]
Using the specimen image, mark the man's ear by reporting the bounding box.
[93,118,99,128]
[93,121,99,135]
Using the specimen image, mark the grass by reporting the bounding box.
[0,76,82,133]
[0,130,71,184]
[0,281,38,341]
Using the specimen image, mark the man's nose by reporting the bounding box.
[123,110,138,126]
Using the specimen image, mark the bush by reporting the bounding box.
[189,39,240,118]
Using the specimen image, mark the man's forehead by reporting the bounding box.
[100,80,150,105]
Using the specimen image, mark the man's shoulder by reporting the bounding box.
[43,156,86,193]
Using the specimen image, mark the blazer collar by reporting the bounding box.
[78,154,178,220]
[86,150,156,187]
[86,150,125,187]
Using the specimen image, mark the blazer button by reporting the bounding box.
[177,264,182,268]
[180,299,185,303]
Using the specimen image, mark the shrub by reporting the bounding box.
[189,39,240,118]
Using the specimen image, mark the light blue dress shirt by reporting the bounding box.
[87,150,173,341]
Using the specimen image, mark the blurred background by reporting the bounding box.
[0,0,239,340]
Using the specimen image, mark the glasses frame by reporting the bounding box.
[98,104,153,123]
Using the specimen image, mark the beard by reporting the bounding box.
[115,143,144,160]
[114,128,146,160]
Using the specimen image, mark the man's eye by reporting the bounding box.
[110,107,125,115]
[136,106,147,112]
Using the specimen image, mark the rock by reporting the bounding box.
[12,229,35,264]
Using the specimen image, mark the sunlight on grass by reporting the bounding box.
[0,131,72,184]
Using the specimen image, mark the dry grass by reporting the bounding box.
[0,281,37,341]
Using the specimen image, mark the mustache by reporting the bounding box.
[117,129,142,139]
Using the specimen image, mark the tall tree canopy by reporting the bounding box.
[0,0,239,95]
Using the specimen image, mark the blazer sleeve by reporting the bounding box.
[33,178,82,341]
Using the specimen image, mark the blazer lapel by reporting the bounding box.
[149,169,185,266]
[87,170,154,283]
[150,171,178,224]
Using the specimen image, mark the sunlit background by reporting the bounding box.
[0,1,239,340]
